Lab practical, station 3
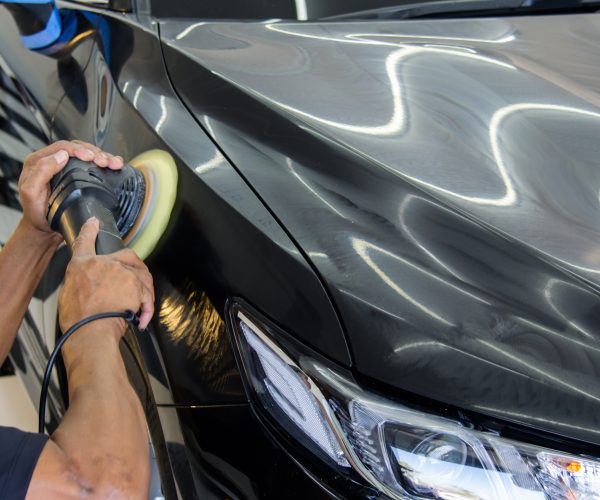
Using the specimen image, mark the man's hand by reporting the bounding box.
[18,140,124,240]
[58,217,154,334]
[29,222,152,500]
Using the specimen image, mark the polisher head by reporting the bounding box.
[46,150,177,259]
[123,149,178,260]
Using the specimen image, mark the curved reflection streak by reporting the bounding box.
[175,22,207,40]
[474,406,600,435]
[262,24,519,206]
[399,194,466,280]
[517,317,600,354]
[260,45,513,137]
[194,149,225,175]
[155,95,167,133]
[352,237,454,326]
[543,278,595,339]
[269,48,406,136]
[267,24,515,48]
[132,85,142,109]
[348,33,516,45]
[286,158,345,217]
[488,103,600,207]
[354,237,492,305]
[340,288,407,322]
[392,341,531,381]
[352,238,491,326]
[265,24,514,137]
[494,104,600,272]
[478,339,600,403]
[403,102,600,208]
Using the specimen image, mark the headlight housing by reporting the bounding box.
[229,303,600,499]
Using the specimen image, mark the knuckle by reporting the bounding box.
[20,184,35,199]
[123,270,137,286]
[89,257,102,270]
[72,235,84,248]
[23,153,35,165]
[123,248,138,260]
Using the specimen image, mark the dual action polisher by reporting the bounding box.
[38,150,177,434]
[46,149,177,258]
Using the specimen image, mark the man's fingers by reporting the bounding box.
[21,150,69,199]
[107,155,124,170]
[72,146,95,162]
[25,141,91,166]
[25,140,123,171]
[71,218,99,257]
[37,149,69,177]
[116,252,154,329]
[71,140,123,170]
[137,282,154,330]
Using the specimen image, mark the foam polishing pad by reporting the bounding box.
[124,149,178,260]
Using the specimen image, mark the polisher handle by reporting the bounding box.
[47,158,125,255]
[58,196,125,255]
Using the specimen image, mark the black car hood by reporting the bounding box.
[161,15,600,446]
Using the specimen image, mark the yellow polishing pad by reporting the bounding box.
[124,149,178,260]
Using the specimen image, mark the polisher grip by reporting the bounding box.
[58,196,125,255]
[47,158,125,255]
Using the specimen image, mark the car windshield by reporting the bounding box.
[152,0,599,20]
[150,0,448,20]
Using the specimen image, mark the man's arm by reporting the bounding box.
[27,218,153,498]
[0,221,59,361]
[0,141,123,365]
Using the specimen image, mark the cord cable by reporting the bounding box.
[38,310,138,434]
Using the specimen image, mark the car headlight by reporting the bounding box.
[229,304,600,499]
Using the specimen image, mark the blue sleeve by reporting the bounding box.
[0,426,49,499]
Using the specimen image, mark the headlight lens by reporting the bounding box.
[231,306,600,499]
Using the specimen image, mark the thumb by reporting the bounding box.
[71,217,99,257]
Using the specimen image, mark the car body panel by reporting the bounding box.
[48,9,351,400]
[161,15,600,446]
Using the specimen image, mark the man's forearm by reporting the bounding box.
[0,220,60,362]
[51,321,149,496]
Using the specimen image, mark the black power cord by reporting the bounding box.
[38,310,138,434]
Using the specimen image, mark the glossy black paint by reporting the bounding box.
[161,17,600,448]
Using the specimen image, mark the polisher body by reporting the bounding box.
[46,154,177,258]
[47,158,145,254]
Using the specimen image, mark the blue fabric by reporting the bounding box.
[19,7,61,49]
[0,426,48,499]
[0,0,53,4]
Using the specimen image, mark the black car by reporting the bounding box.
[2,0,600,498]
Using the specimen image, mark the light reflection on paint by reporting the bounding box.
[478,339,600,403]
[194,150,225,175]
[516,317,600,354]
[286,158,345,217]
[132,85,143,109]
[473,405,600,435]
[155,95,167,133]
[543,278,595,339]
[159,285,240,395]
[175,22,207,40]
[352,237,454,326]
[294,0,307,20]
[348,32,517,45]
[252,42,514,138]
[398,195,466,280]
